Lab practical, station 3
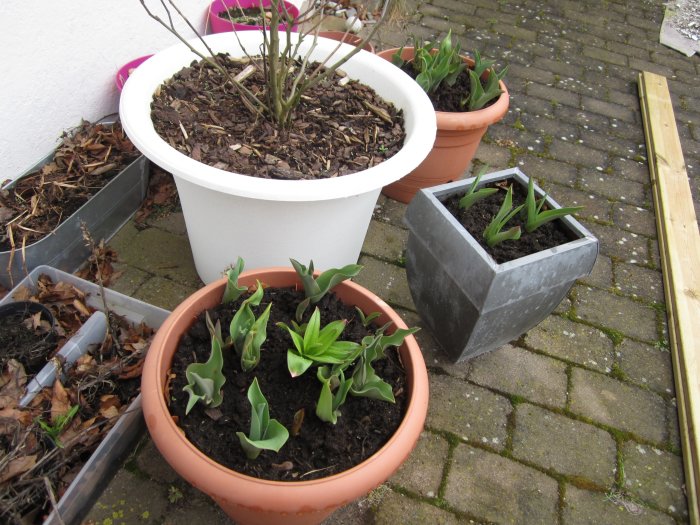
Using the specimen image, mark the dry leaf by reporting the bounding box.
[50,380,71,424]
[0,455,37,483]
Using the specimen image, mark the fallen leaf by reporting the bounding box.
[0,455,37,483]
[50,380,71,424]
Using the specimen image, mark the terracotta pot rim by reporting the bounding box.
[377,47,510,131]
[142,267,429,493]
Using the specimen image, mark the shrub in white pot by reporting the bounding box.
[119,7,436,283]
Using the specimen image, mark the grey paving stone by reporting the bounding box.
[524,315,614,373]
[573,285,658,342]
[507,63,557,85]
[390,431,449,498]
[469,344,569,408]
[133,276,200,311]
[628,57,674,78]
[580,97,637,123]
[614,262,664,304]
[161,487,231,525]
[579,254,614,290]
[569,367,667,443]
[579,169,647,206]
[427,374,511,448]
[622,441,688,518]
[527,83,581,108]
[512,403,617,486]
[667,401,682,452]
[582,46,627,67]
[518,114,580,146]
[84,470,169,524]
[147,211,188,236]
[361,220,407,264]
[110,227,201,288]
[580,222,651,265]
[549,138,609,168]
[355,256,414,311]
[373,195,407,229]
[562,485,675,525]
[543,183,612,222]
[516,156,578,188]
[396,309,471,379]
[473,141,512,169]
[612,158,649,184]
[533,56,584,78]
[445,444,559,523]
[372,490,461,525]
[613,203,657,238]
[617,339,673,395]
[108,263,151,298]
[135,438,180,484]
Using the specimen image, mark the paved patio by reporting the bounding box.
[84,0,699,523]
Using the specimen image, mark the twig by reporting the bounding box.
[43,477,66,525]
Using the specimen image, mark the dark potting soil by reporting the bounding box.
[442,181,578,264]
[150,54,405,180]
[399,61,500,113]
[0,307,55,375]
[169,287,408,482]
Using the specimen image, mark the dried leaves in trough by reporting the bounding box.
[151,55,406,180]
[0,274,155,524]
[0,120,140,252]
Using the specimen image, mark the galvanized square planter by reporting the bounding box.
[404,167,599,362]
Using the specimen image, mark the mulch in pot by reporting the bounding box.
[0,120,141,253]
[169,286,407,482]
[442,181,578,264]
[0,302,55,376]
[150,54,406,180]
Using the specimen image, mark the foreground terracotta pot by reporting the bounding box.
[141,268,429,525]
[377,48,510,203]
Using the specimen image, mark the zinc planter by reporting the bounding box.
[0,266,170,525]
[0,154,148,290]
[376,48,509,203]
[141,267,429,525]
[119,31,436,283]
[404,168,598,362]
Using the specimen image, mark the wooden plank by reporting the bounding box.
[639,70,700,524]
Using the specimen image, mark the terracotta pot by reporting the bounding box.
[141,267,429,525]
[318,31,375,53]
[376,47,510,203]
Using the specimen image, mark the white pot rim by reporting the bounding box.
[119,32,436,202]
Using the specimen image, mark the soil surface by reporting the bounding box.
[150,54,405,180]
[442,181,578,264]
[0,120,140,252]
[169,286,407,482]
[0,304,55,375]
[219,7,273,25]
[399,61,501,112]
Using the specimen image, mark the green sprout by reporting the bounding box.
[236,378,289,460]
[277,307,361,377]
[392,30,465,95]
[523,177,583,233]
[458,167,498,210]
[36,404,79,448]
[354,306,381,328]
[183,313,226,414]
[483,185,524,248]
[290,259,362,322]
[222,257,247,304]
[229,282,272,372]
[316,366,354,424]
[350,323,419,403]
[462,50,507,111]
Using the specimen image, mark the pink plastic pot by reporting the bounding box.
[116,55,154,91]
[208,0,299,34]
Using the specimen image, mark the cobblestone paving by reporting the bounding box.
[86,0,699,523]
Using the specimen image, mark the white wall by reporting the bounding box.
[0,0,211,182]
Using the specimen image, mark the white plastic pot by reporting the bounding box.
[119,32,436,283]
